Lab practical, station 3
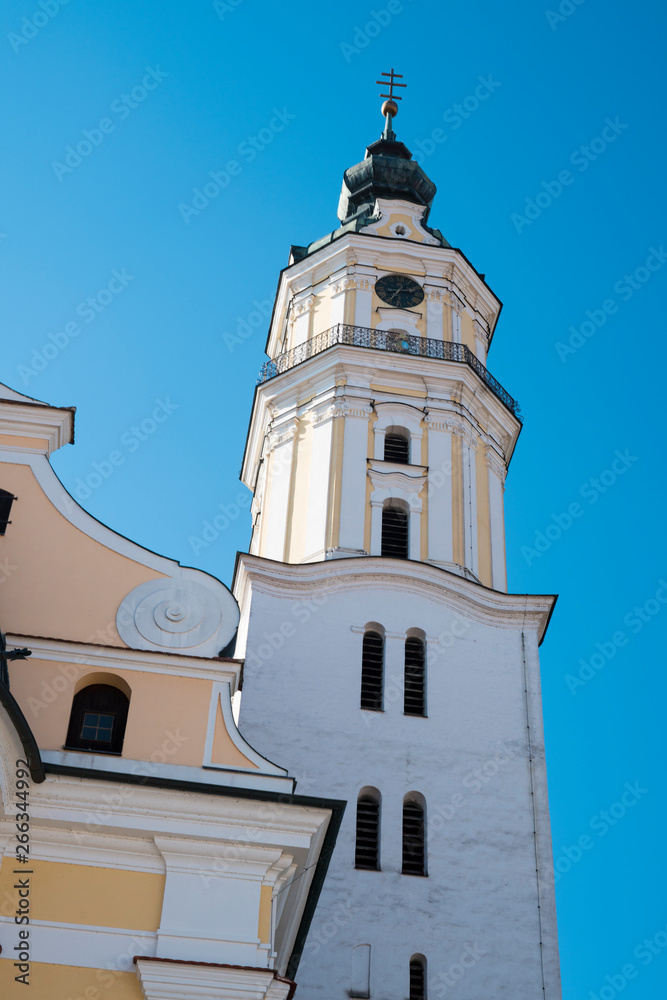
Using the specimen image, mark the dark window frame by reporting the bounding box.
[381,504,409,559]
[384,431,410,465]
[404,636,426,717]
[360,631,384,711]
[65,684,129,755]
[355,793,381,871]
[402,798,427,876]
[409,956,427,1000]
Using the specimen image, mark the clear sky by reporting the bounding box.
[3,0,666,995]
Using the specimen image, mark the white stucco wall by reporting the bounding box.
[235,558,561,1000]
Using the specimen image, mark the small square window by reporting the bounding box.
[80,712,115,742]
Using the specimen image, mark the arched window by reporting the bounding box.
[355,791,380,870]
[381,501,409,559]
[409,955,427,1000]
[361,630,384,711]
[384,426,410,464]
[402,796,426,876]
[404,636,426,716]
[66,683,129,755]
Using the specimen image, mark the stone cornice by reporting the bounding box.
[265,231,503,361]
[0,398,74,455]
[242,347,520,489]
[234,553,556,645]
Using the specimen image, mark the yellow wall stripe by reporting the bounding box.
[0,858,164,932]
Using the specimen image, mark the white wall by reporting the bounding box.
[237,562,561,1000]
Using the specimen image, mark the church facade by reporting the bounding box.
[0,385,343,997]
[0,89,561,1000]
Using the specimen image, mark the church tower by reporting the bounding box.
[234,76,561,1000]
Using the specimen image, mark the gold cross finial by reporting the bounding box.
[376,68,407,102]
[376,68,406,139]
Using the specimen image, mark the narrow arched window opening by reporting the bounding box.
[355,794,380,870]
[361,631,384,711]
[381,504,409,559]
[409,956,426,1000]
[402,798,426,876]
[384,428,410,465]
[66,683,129,755]
[404,637,426,716]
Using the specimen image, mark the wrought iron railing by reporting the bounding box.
[258,324,522,420]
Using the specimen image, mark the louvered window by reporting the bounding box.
[381,506,409,559]
[409,957,426,1000]
[355,795,380,870]
[404,637,426,716]
[384,432,410,464]
[402,799,426,876]
[361,631,384,710]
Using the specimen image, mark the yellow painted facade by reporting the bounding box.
[460,311,476,354]
[369,384,428,399]
[0,960,143,1000]
[0,858,164,930]
[371,212,430,241]
[258,884,273,944]
[211,695,258,769]
[0,463,165,646]
[0,434,49,451]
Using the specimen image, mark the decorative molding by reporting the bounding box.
[40,749,294,796]
[202,681,288,777]
[331,400,373,420]
[485,447,507,480]
[358,198,440,246]
[6,634,241,684]
[135,958,295,1000]
[0,399,74,455]
[267,419,300,450]
[234,554,556,644]
[116,577,238,656]
[368,467,426,512]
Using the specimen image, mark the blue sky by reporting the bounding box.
[2,0,666,995]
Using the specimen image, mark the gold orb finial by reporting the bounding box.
[376,69,406,140]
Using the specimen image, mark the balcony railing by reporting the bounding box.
[258,323,522,421]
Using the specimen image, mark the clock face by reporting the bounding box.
[375,274,425,309]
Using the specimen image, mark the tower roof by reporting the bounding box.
[337,136,437,224]
[338,74,437,225]
[293,75,447,263]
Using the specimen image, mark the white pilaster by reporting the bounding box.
[304,408,334,560]
[426,420,453,565]
[487,447,508,592]
[291,294,315,347]
[262,422,298,562]
[408,508,421,561]
[338,403,372,554]
[425,289,444,341]
[353,277,373,328]
[370,501,383,556]
[450,293,463,344]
